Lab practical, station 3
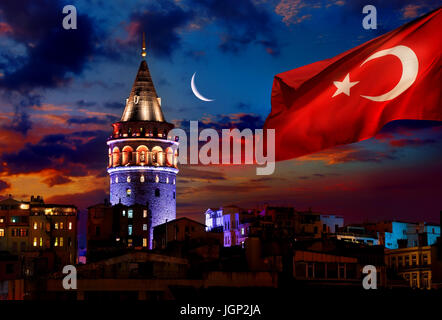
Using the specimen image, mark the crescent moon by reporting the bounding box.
[191,72,214,102]
[360,45,418,102]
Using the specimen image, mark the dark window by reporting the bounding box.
[95,226,101,236]
[173,192,175,199]
[6,263,14,274]
[155,188,160,197]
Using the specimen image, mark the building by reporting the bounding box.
[153,217,206,250]
[205,206,343,247]
[87,200,150,262]
[107,34,179,248]
[334,226,380,246]
[320,214,344,233]
[385,246,433,289]
[0,195,77,267]
[363,221,440,249]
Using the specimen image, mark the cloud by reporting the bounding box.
[42,174,73,187]
[0,0,100,91]
[180,166,227,181]
[76,100,97,108]
[0,179,10,192]
[2,108,32,135]
[299,145,397,165]
[67,115,118,125]
[195,0,281,55]
[124,0,281,57]
[0,130,109,176]
[389,138,436,148]
[103,101,124,110]
[401,4,423,19]
[127,1,194,58]
[275,0,307,25]
[46,188,108,211]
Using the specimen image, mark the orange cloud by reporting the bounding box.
[401,4,423,19]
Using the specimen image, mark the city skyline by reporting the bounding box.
[0,0,441,226]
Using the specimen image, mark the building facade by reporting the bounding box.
[0,195,77,267]
[363,221,440,249]
[153,217,206,250]
[385,246,433,289]
[107,36,179,248]
[87,201,150,262]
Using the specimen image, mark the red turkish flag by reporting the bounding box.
[264,8,442,162]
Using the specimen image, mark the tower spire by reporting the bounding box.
[141,31,147,58]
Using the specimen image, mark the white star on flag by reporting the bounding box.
[332,73,359,97]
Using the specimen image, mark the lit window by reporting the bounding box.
[54,223,59,230]
[33,222,38,230]
[127,176,131,183]
[173,179,176,185]
[155,175,159,183]
[140,175,145,183]
[68,222,72,230]
[128,225,132,236]
[241,228,245,235]
[11,217,17,223]
[0,218,3,223]
[128,209,133,218]
[0,229,4,237]
[143,224,147,231]
[60,237,63,247]
[122,210,126,217]
[128,239,133,246]
[33,237,37,247]
[143,210,148,218]
[126,188,131,196]
[115,176,119,183]
[39,237,43,247]
[166,177,169,184]
[20,203,29,210]
[54,237,58,247]
[60,222,64,230]
[143,238,147,247]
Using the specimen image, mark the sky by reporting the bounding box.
[0,0,441,232]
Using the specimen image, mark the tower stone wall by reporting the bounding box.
[107,52,178,248]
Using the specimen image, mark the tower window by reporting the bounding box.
[155,175,159,183]
[140,175,145,183]
[126,189,131,196]
[127,176,131,183]
[166,177,169,184]
[115,176,119,183]
[155,188,160,197]
[173,192,175,199]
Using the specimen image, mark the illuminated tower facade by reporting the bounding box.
[107,34,178,247]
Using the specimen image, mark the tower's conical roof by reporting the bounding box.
[120,59,165,122]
